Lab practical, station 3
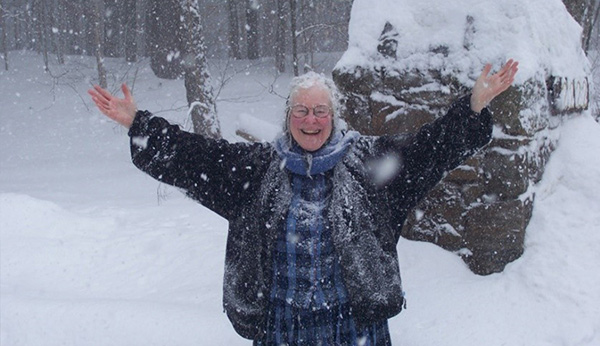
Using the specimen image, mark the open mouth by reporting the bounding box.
[301,129,321,135]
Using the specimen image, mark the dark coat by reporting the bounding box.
[127,95,492,340]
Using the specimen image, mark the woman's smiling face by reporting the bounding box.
[288,85,333,152]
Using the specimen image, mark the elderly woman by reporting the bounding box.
[88,59,518,345]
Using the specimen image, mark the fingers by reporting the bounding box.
[88,90,108,107]
[508,61,519,81]
[90,94,109,111]
[96,103,111,115]
[87,85,117,118]
[499,60,518,89]
[480,63,492,80]
[497,59,514,77]
[89,95,111,117]
[488,59,518,89]
[87,90,108,111]
[92,84,113,100]
[498,59,519,80]
[88,85,112,108]
[471,59,519,112]
[121,83,133,101]
[87,88,102,101]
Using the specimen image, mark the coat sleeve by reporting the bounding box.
[375,95,493,225]
[127,110,271,221]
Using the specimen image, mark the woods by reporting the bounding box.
[1,0,598,76]
[0,0,353,135]
[0,0,352,71]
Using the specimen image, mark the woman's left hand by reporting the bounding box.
[470,59,519,113]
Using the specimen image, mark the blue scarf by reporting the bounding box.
[274,131,360,176]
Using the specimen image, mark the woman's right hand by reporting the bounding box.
[88,83,137,128]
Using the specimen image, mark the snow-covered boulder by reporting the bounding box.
[333,0,591,274]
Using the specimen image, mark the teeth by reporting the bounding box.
[302,130,320,134]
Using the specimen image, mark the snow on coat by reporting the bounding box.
[127,95,492,340]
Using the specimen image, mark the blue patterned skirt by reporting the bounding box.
[254,302,392,346]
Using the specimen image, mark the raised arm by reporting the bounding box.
[87,83,272,221]
[376,60,518,236]
[127,112,272,220]
[398,59,519,196]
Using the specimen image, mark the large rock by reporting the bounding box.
[333,0,591,274]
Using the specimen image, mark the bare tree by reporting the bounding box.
[562,0,598,54]
[289,0,298,76]
[61,0,85,55]
[275,0,286,73]
[227,0,242,59]
[32,0,50,71]
[12,4,22,50]
[583,1,600,53]
[135,0,147,57]
[148,0,184,79]
[92,0,106,87]
[1,0,7,71]
[299,0,317,72]
[181,0,221,138]
[22,4,36,50]
[53,0,66,64]
[124,0,137,62]
[245,0,259,59]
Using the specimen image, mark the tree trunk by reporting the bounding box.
[245,0,259,60]
[148,0,184,79]
[84,2,96,55]
[227,0,242,59]
[275,0,286,73]
[41,0,50,71]
[24,5,34,50]
[32,1,41,53]
[124,0,137,62]
[561,0,597,53]
[103,0,119,57]
[289,0,298,76]
[33,0,50,71]
[1,0,7,71]
[55,0,66,64]
[583,2,599,53]
[13,6,21,50]
[135,0,146,57]
[93,0,107,88]
[63,0,84,55]
[300,0,316,72]
[181,0,221,138]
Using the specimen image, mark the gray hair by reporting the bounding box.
[283,71,345,134]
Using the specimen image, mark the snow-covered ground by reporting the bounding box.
[1,51,599,345]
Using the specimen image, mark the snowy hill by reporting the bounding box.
[1,52,599,345]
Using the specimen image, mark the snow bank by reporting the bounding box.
[0,193,235,346]
[392,114,600,344]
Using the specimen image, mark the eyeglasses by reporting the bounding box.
[289,104,332,118]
